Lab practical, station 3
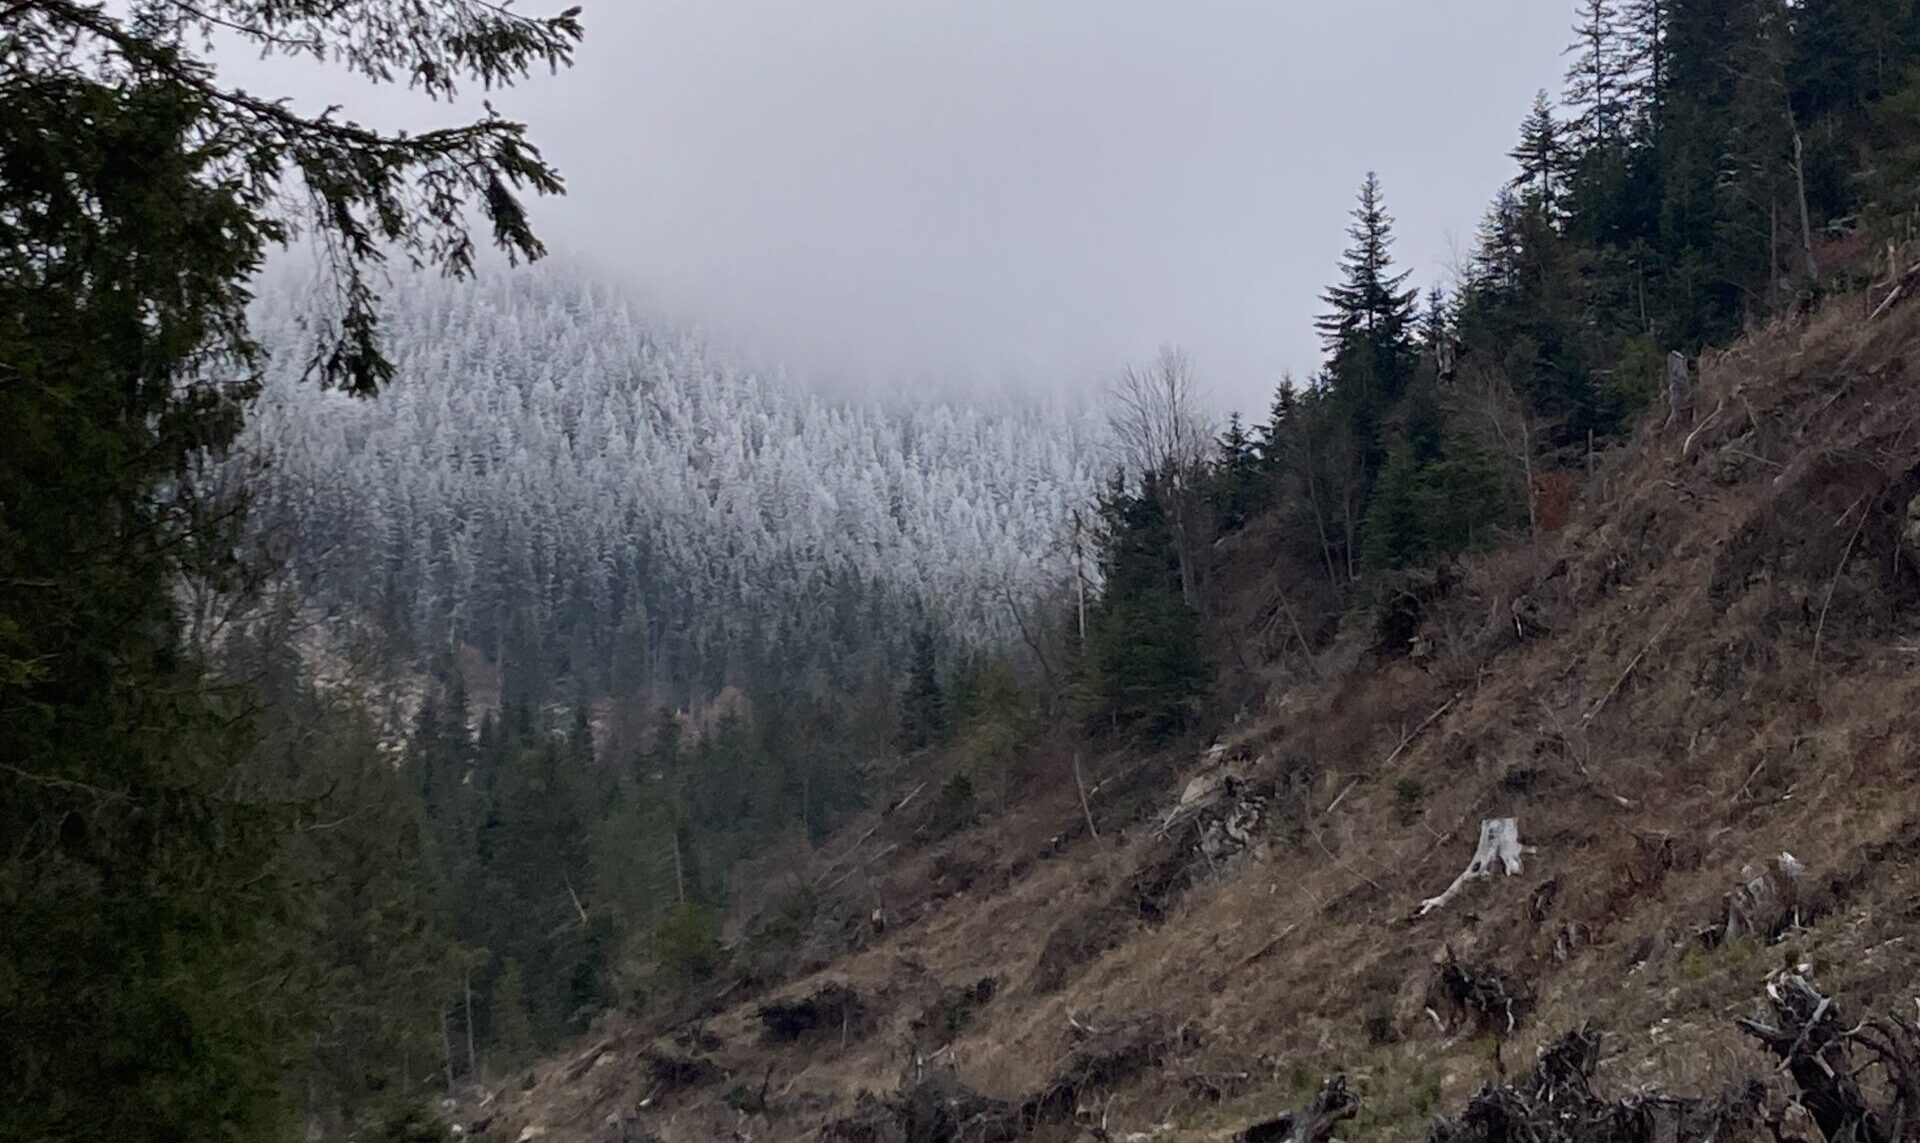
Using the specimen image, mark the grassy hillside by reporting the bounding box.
[473,288,1920,1142]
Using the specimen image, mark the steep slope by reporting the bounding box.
[475,295,1920,1143]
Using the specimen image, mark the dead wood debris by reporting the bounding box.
[1418,818,1525,917]
[1423,947,1532,1046]
[822,1066,1020,1143]
[1233,1075,1360,1143]
[1736,971,1920,1143]
[1428,1025,1767,1143]
[756,983,867,1044]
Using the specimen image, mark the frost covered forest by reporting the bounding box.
[242,264,1107,711]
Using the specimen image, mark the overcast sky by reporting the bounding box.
[248,2,1573,411]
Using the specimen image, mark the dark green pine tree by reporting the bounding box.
[1256,376,1301,473]
[0,4,578,1138]
[897,626,948,752]
[1566,0,1633,147]
[1361,441,1431,574]
[478,740,609,1053]
[1316,172,1421,465]
[1621,0,1669,130]
[1082,471,1209,740]
[1510,91,1569,213]
[1209,412,1267,533]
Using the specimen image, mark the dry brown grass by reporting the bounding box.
[478,296,1920,1143]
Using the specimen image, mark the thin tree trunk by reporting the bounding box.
[1341,477,1359,582]
[1770,197,1782,313]
[1792,120,1818,279]
[441,1001,457,1091]
[463,971,479,1083]
[1070,510,1088,644]
[1303,450,1340,588]
[1072,752,1101,844]
[1639,268,1649,334]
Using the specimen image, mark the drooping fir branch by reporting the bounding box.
[5,0,582,396]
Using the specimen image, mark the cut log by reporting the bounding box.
[1234,1075,1359,1143]
[1418,818,1525,916]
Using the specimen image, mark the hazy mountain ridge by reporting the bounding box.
[240,262,1111,701]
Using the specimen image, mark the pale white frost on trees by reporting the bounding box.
[236,261,1110,699]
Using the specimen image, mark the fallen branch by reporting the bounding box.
[888,782,928,816]
[1313,829,1382,893]
[1813,498,1871,665]
[1682,397,1727,459]
[1209,922,1300,993]
[1384,694,1460,767]
[563,873,589,926]
[1870,263,1920,321]
[1234,1075,1359,1143]
[1582,610,1682,725]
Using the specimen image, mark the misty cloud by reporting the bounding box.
[237,2,1572,410]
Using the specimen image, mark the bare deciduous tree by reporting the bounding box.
[1109,345,1213,483]
[1107,345,1215,602]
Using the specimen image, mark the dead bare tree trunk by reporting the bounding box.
[1791,114,1818,281]
[440,1001,457,1091]
[463,970,479,1083]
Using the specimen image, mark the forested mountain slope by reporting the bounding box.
[471,257,1920,1143]
[241,264,1107,714]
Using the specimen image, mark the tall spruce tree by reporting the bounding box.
[1566,0,1634,146]
[1082,472,1208,740]
[1317,173,1420,466]
[897,626,947,752]
[1511,91,1570,212]
[0,3,577,1139]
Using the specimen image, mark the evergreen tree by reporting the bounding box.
[1510,91,1570,212]
[1566,0,1634,146]
[1209,412,1267,533]
[1620,0,1669,129]
[1081,472,1208,739]
[1,5,578,1137]
[897,626,947,752]
[1317,173,1421,468]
